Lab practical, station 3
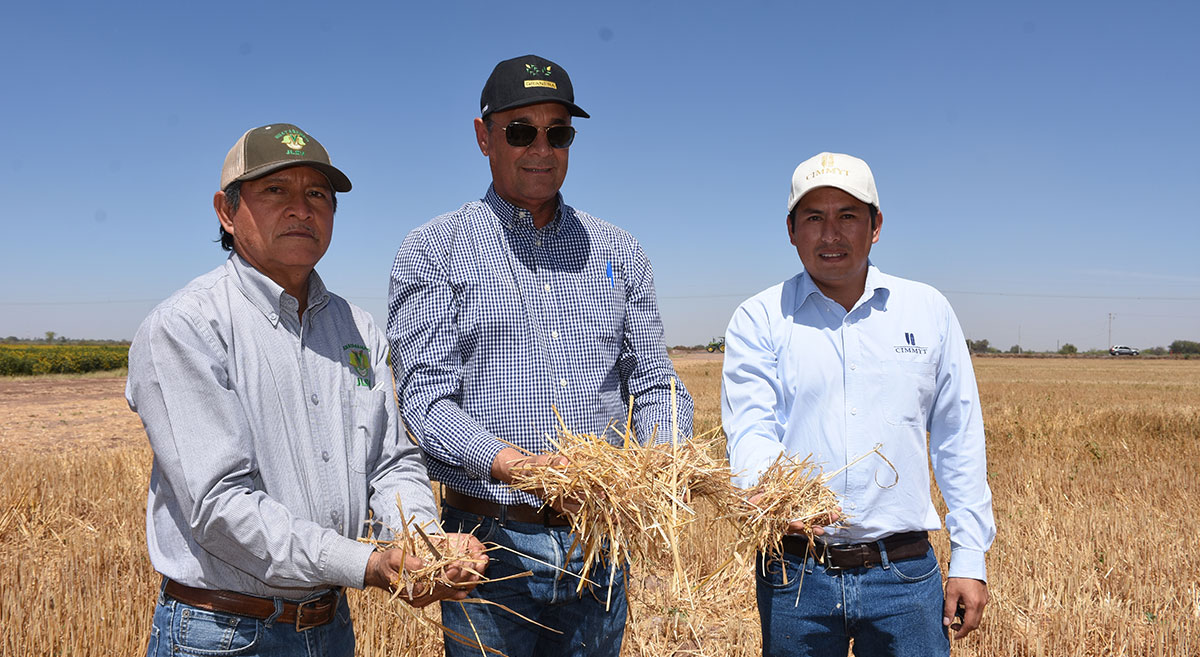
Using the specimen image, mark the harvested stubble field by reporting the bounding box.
[1,356,1197,656]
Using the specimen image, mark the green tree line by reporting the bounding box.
[0,344,128,375]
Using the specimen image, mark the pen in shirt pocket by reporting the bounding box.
[606,261,614,289]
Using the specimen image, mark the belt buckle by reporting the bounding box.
[813,541,842,572]
[825,543,869,571]
[295,596,322,632]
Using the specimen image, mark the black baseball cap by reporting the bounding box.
[220,123,352,192]
[480,55,590,119]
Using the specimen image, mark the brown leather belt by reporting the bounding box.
[782,531,930,570]
[163,579,340,631]
[443,488,570,527]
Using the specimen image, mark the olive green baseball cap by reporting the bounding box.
[220,123,352,192]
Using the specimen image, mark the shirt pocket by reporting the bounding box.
[881,360,937,428]
[583,285,625,372]
[346,386,392,469]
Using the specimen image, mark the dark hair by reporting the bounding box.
[217,179,337,251]
[788,203,878,233]
[218,182,241,251]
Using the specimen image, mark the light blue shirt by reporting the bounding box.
[721,265,995,581]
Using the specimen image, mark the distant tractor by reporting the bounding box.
[706,336,726,353]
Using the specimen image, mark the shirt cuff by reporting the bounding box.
[322,536,378,589]
[463,432,510,482]
[947,545,988,582]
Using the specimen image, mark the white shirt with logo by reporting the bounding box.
[721,264,995,581]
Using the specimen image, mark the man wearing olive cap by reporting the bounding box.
[721,153,995,656]
[388,55,693,656]
[127,123,485,657]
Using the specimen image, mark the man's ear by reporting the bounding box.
[871,211,883,244]
[474,117,490,157]
[214,191,235,235]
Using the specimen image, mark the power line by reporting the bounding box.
[940,290,1200,301]
[3,289,1199,306]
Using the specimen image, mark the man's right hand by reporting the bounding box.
[490,448,581,513]
[364,532,487,608]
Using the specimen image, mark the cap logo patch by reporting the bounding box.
[806,165,850,180]
[274,129,308,156]
[821,153,836,168]
[523,63,557,89]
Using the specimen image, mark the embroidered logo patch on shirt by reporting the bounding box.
[895,332,928,355]
[344,344,372,387]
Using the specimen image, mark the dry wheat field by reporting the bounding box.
[1,356,1198,656]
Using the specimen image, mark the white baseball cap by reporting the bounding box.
[787,152,879,213]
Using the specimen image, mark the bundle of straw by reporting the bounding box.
[360,499,536,656]
[724,452,845,562]
[358,514,488,604]
[506,407,731,599]
[725,444,892,562]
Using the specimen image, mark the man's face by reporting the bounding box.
[474,102,571,211]
[215,165,335,282]
[788,187,881,292]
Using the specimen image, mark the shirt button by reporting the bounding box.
[310,394,319,405]
[551,330,559,339]
[850,363,857,371]
[543,283,551,292]
[268,312,278,322]
[322,450,330,461]
[534,240,542,246]
[559,378,568,387]
[850,407,858,415]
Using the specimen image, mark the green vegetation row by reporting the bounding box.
[0,344,128,375]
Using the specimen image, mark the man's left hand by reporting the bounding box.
[944,577,988,639]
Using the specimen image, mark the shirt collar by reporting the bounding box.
[226,253,330,327]
[793,262,891,313]
[483,184,565,233]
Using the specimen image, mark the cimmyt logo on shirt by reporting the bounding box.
[895,332,928,355]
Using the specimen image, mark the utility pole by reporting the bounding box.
[1108,313,1115,347]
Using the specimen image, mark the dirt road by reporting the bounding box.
[0,375,143,453]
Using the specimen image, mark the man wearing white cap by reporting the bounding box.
[721,153,995,656]
[127,123,484,657]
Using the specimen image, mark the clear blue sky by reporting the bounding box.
[3,1,1197,351]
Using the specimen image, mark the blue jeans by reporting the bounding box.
[440,504,628,657]
[756,544,949,657]
[145,580,354,657]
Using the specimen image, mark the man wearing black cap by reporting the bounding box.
[127,123,485,657]
[388,56,693,656]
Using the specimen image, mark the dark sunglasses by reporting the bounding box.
[501,122,576,149]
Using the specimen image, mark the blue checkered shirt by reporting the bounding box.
[388,186,694,506]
